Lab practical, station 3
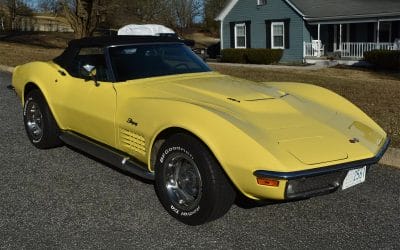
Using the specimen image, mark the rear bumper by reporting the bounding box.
[253,137,390,199]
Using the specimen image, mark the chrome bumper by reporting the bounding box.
[253,137,390,199]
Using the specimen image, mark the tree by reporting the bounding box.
[0,0,32,30]
[0,9,5,31]
[204,0,228,34]
[130,0,166,23]
[102,0,168,28]
[104,0,203,34]
[62,0,105,38]
[38,0,62,14]
[158,0,202,34]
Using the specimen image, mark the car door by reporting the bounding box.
[55,47,117,147]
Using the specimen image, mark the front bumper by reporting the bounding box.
[253,138,390,199]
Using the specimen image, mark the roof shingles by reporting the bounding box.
[289,0,400,20]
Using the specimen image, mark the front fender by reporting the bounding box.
[12,61,67,128]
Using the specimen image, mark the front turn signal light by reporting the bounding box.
[256,177,280,187]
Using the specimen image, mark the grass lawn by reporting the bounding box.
[0,32,398,147]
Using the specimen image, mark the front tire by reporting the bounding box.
[155,133,236,225]
[23,89,62,149]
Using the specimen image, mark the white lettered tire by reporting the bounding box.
[154,133,236,225]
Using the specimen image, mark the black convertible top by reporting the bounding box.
[54,35,194,69]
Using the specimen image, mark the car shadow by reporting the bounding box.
[235,192,310,209]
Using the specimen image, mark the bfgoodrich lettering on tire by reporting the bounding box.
[23,89,62,149]
[154,133,236,225]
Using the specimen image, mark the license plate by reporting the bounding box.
[342,166,367,190]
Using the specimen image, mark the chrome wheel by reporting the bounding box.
[25,100,43,142]
[163,153,202,211]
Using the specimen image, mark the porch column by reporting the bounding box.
[339,24,343,50]
[377,20,380,46]
[220,21,224,50]
[318,23,321,41]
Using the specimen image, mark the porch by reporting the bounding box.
[304,20,400,60]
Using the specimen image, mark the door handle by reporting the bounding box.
[58,70,66,76]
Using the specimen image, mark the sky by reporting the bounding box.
[24,0,39,9]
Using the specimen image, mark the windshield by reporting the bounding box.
[108,43,211,81]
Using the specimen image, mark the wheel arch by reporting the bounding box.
[22,82,63,130]
[23,82,40,103]
[149,127,211,172]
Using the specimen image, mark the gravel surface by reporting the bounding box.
[1,71,399,249]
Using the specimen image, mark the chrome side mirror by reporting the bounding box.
[81,64,99,86]
[83,64,96,75]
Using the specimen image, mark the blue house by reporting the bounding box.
[216,0,400,63]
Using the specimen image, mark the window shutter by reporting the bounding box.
[265,20,271,48]
[245,21,251,48]
[230,22,235,48]
[284,19,290,49]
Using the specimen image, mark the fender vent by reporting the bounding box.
[120,128,146,155]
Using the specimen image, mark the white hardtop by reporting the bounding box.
[118,24,175,36]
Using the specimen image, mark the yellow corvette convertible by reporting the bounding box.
[12,36,389,225]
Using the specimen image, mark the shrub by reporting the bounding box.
[221,49,247,63]
[364,50,400,70]
[221,48,283,64]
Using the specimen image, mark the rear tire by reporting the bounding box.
[23,89,62,149]
[154,133,236,225]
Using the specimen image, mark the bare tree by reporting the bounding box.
[0,5,6,31]
[102,0,168,28]
[0,0,32,30]
[204,0,228,33]
[38,0,62,14]
[159,0,202,33]
[131,0,165,23]
[104,0,202,33]
[0,12,5,31]
[62,0,105,38]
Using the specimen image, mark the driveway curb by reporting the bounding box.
[380,147,400,168]
[1,64,399,168]
[0,65,14,73]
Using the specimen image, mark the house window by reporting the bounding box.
[257,0,266,6]
[235,23,246,48]
[271,22,284,49]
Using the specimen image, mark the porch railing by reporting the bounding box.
[340,42,394,58]
[304,42,396,59]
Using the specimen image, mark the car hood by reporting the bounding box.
[145,72,336,128]
[127,72,385,166]
[154,73,287,102]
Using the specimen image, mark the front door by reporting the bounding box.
[54,47,117,147]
